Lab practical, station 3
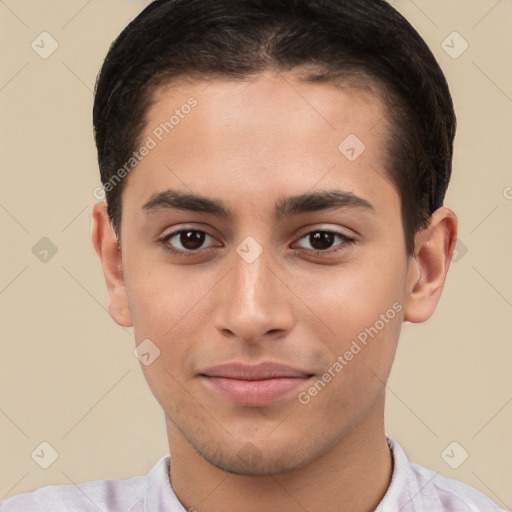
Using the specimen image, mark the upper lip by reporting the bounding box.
[200,362,313,380]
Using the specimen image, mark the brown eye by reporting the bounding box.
[178,230,206,250]
[294,230,355,254]
[309,231,336,250]
[162,229,220,254]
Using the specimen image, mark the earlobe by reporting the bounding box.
[90,201,133,328]
[403,207,458,323]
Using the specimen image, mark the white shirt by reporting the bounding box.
[1,436,504,511]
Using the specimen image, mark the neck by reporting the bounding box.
[166,395,392,512]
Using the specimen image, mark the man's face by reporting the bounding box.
[116,72,414,474]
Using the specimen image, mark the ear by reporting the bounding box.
[90,201,133,327]
[403,206,458,323]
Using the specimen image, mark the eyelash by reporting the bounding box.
[159,228,356,258]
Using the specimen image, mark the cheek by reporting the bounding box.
[297,306,402,423]
[297,250,406,380]
[124,256,224,389]
[298,252,405,333]
[124,249,209,337]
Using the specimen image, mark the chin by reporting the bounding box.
[200,447,307,476]
[187,431,331,476]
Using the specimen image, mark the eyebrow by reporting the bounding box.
[142,188,375,221]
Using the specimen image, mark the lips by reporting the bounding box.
[199,362,314,407]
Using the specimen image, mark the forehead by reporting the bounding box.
[123,72,398,220]
[149,71,388,149]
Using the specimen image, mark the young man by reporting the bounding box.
[1,0,505,511]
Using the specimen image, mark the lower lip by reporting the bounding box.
[201,376,312,407]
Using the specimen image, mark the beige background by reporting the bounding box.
[1,0,511,508]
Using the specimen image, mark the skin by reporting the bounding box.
[91,70,457,512]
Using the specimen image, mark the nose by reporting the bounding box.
[212,247,295,344]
